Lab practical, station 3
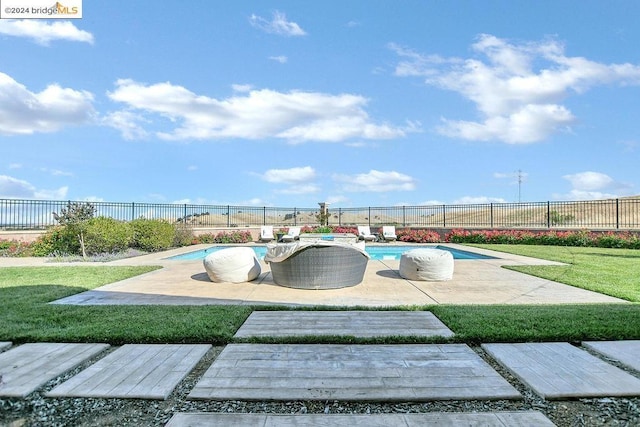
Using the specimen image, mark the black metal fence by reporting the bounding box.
[1,198,639,230]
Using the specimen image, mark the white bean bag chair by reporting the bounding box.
[399,248,454,281]
[203,247,261,283]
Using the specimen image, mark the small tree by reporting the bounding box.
[52,202,96,259]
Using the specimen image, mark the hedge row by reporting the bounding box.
[446,229,640,249]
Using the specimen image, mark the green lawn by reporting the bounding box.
[1,247,639,344]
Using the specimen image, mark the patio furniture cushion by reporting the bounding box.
[399,248,454,281]
[203,247,261,283]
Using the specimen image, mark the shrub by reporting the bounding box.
[331,226,359,235]
[173,224,195,247]
[0,239,34,257]
[397,229,442,243]
[130,218,176,252]
[31,225,80,256]
[84,217,133,255]
[444,228,640,249]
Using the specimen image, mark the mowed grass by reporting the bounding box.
[1,245,639,344]
[0,266,251,344]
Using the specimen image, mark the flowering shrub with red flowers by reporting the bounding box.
[0,239,34,257]
[445,229,640,249]
[397,229,442,243]
[294,225,360,235]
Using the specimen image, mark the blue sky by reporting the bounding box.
[1,1,639,209]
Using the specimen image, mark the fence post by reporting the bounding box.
[490,203,494,229]
[546,201,551,228]
[442,204,446,228]
[338,208,342,226]
[402,206,406,227]
[131,202,135,221]
[263,207,266,225]
[616,198,620,229]
[368,207,371,227]
[227,205,230,227]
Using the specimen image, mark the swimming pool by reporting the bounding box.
[166,245,496,261]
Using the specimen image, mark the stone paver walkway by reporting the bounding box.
[583,340,640,372]
[0,342,11,352]
[234,310,454,338]
[482,342,640,399]
[188,343,521,401]
[0,343,109,398]
[47,344,211,399]
[166,411,556,426]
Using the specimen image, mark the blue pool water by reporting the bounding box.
[166,245,496,261]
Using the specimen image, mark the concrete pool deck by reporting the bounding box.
[20,243,625,307]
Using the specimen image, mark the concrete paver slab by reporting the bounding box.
[0,343,110,397]
[189,344,521,401]
[166,411,555,426]
[0,342,11,352]
[482,342,640,399]
[47,344,211,399]
[583,340,640,372]
[234,310,454,338]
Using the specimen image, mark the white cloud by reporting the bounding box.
[555,171,633,200]
[249,11,306,36]
[391,34,640,144]
[9,163,22,169]
[0,72,95,135]
[563,171,614,191]
[453,196,507,204]
[107,79,408,142]
[0,175,67,199]
[82,196,105,202]
[326,195,349,205]
[102,110,149,140]
[232,84,253,92]
[41,168,73,177]
[0,19,93,45]
[334,170,417,192]
[259,166,319,195]
[238,198,265,206]
[187,165,198,171]
[269,55,288,64]
[260,166,316,184]
[276,184,321,195]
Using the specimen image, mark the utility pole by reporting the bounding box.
[517,169,523,203]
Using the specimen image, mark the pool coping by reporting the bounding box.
[163,243,498,261]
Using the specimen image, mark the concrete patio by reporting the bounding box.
[41,243,626,307]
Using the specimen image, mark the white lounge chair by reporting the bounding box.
[357,225,376,242]
[281,226,301,242]
[382,226,397,242]
[259,225,274,242]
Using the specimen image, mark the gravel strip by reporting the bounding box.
[1,345,639,426]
